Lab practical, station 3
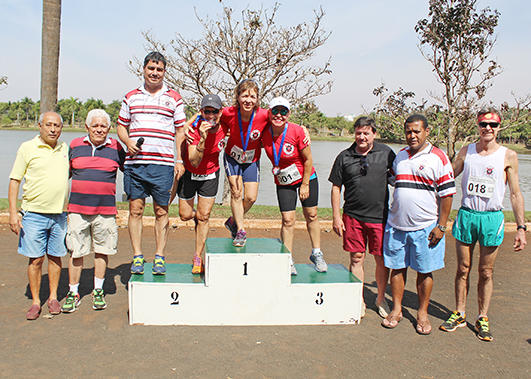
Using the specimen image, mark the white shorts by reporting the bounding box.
[66,213,118,258]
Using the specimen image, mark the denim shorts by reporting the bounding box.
[124,164,174,206]
[18,211,68,258]
[223,153,260,183]
[383,221,445,274]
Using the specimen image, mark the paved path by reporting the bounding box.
[0,223,529,378]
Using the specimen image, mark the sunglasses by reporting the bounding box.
[271,107,289,116]
[360,156,369,175]
[203,109,220,115]
[479,122,500,128]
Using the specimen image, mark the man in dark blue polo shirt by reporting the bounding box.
[329,116,396,318]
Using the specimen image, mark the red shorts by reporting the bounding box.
[342,214,384,256]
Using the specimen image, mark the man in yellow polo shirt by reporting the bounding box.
[9,111,70,320]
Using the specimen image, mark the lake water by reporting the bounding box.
[2,130,530,210]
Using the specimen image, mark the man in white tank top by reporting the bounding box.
[440,106,527,342]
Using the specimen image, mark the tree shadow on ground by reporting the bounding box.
[24,263,132,304]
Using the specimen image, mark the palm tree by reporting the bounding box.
[65,97,81,127]
[40,0,62,114]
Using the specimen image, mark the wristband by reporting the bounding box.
[175,160,184,164]
[517,225,527,231]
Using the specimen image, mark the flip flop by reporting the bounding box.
[416,318,432,335]
[381,313,402,329]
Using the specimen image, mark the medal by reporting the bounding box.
[238,110,254,164]
[272,166,280,176]
[270,123,288,176]
[241,152,247,162]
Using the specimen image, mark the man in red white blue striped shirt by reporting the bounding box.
[117,52,186,276]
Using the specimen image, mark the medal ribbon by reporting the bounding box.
[238,109,255,153]
[270,123,288,168]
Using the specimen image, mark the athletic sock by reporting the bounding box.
[69,283,79,295]
[312,248,322,255]
[94,276,105,290]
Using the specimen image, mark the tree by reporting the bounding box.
[132,3,332,108]
[0,76,7,90]
[415,0,501,161]
[40,0,62,114]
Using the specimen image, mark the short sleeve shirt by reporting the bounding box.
[183,119,227,175]
[262,122,315,186]
[328,142,396,224]
[387,143,456,231]
[9,136,69,213]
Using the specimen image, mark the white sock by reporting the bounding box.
[312,248,322,255]
[94,276,105,290]
[69,283,79,295]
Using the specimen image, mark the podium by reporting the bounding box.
[128,238,363,325]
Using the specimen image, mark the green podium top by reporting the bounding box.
[205,238,291,255]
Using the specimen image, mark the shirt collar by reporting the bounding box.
[83,135,111,149]
[406,142,432,158]
[34,135,63,151]
[140,83,168,97]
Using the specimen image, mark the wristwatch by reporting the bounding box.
[437,224,447,232]
[517,225,527,231]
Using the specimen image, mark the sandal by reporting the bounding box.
[416,318,432,335]
[381,313,402,329]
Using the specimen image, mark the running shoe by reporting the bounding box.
[130,255,145,275]
[233,229,247,247]
[152,255,166,275]
[192,254,203,274]
[92,289,107,310]
[309,250,328,272]
[225,217,238,239]
[61,292,81,313]
[440,311,467,332]
[290,258,298,276]
[475,317,493,341]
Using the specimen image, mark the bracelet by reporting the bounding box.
[175,160,184,164]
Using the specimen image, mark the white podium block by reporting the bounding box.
[128,238,363,325]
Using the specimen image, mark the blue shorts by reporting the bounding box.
[124,164,174,206]
[18,211,68,258]
[223,153,260,183]
[452,207,504,246]
[383,222,445,274]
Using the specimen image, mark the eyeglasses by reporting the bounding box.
[479,122,500,128]
[271,107,289,116]
[203,109,220,115]
[360,156,369,175]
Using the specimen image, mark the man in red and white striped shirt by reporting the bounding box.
[117,52,186,276]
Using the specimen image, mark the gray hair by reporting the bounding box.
[477,105,502,121]
[38,112,63,125]
[86,109,111,127]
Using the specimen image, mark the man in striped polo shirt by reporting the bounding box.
[381,114,455,335]
[117,52,186,275]
[62,109,126,313]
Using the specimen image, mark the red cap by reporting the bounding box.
[477,112,501,123]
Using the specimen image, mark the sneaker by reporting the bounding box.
[61,292,81,313]
[192,255,203,274]
[440,311,467,332]
[130,256,145,275]
[225,217,238,239]
[290,258,298,276]
[92,289,107,310]
[152,255,166,275]
[475,317,493,341]
[309,250,328,272]
[233,229,247,247]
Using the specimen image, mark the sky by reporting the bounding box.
[1,0,530,117]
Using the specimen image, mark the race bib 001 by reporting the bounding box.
[277,164,302,185]
[230,145,255,164]
[466,175,495,198]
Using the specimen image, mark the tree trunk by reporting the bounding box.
[40,0,62,114]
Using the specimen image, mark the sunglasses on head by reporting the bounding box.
[271,107,289,116]
[479,122,500,128]
[203,109,220,115]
